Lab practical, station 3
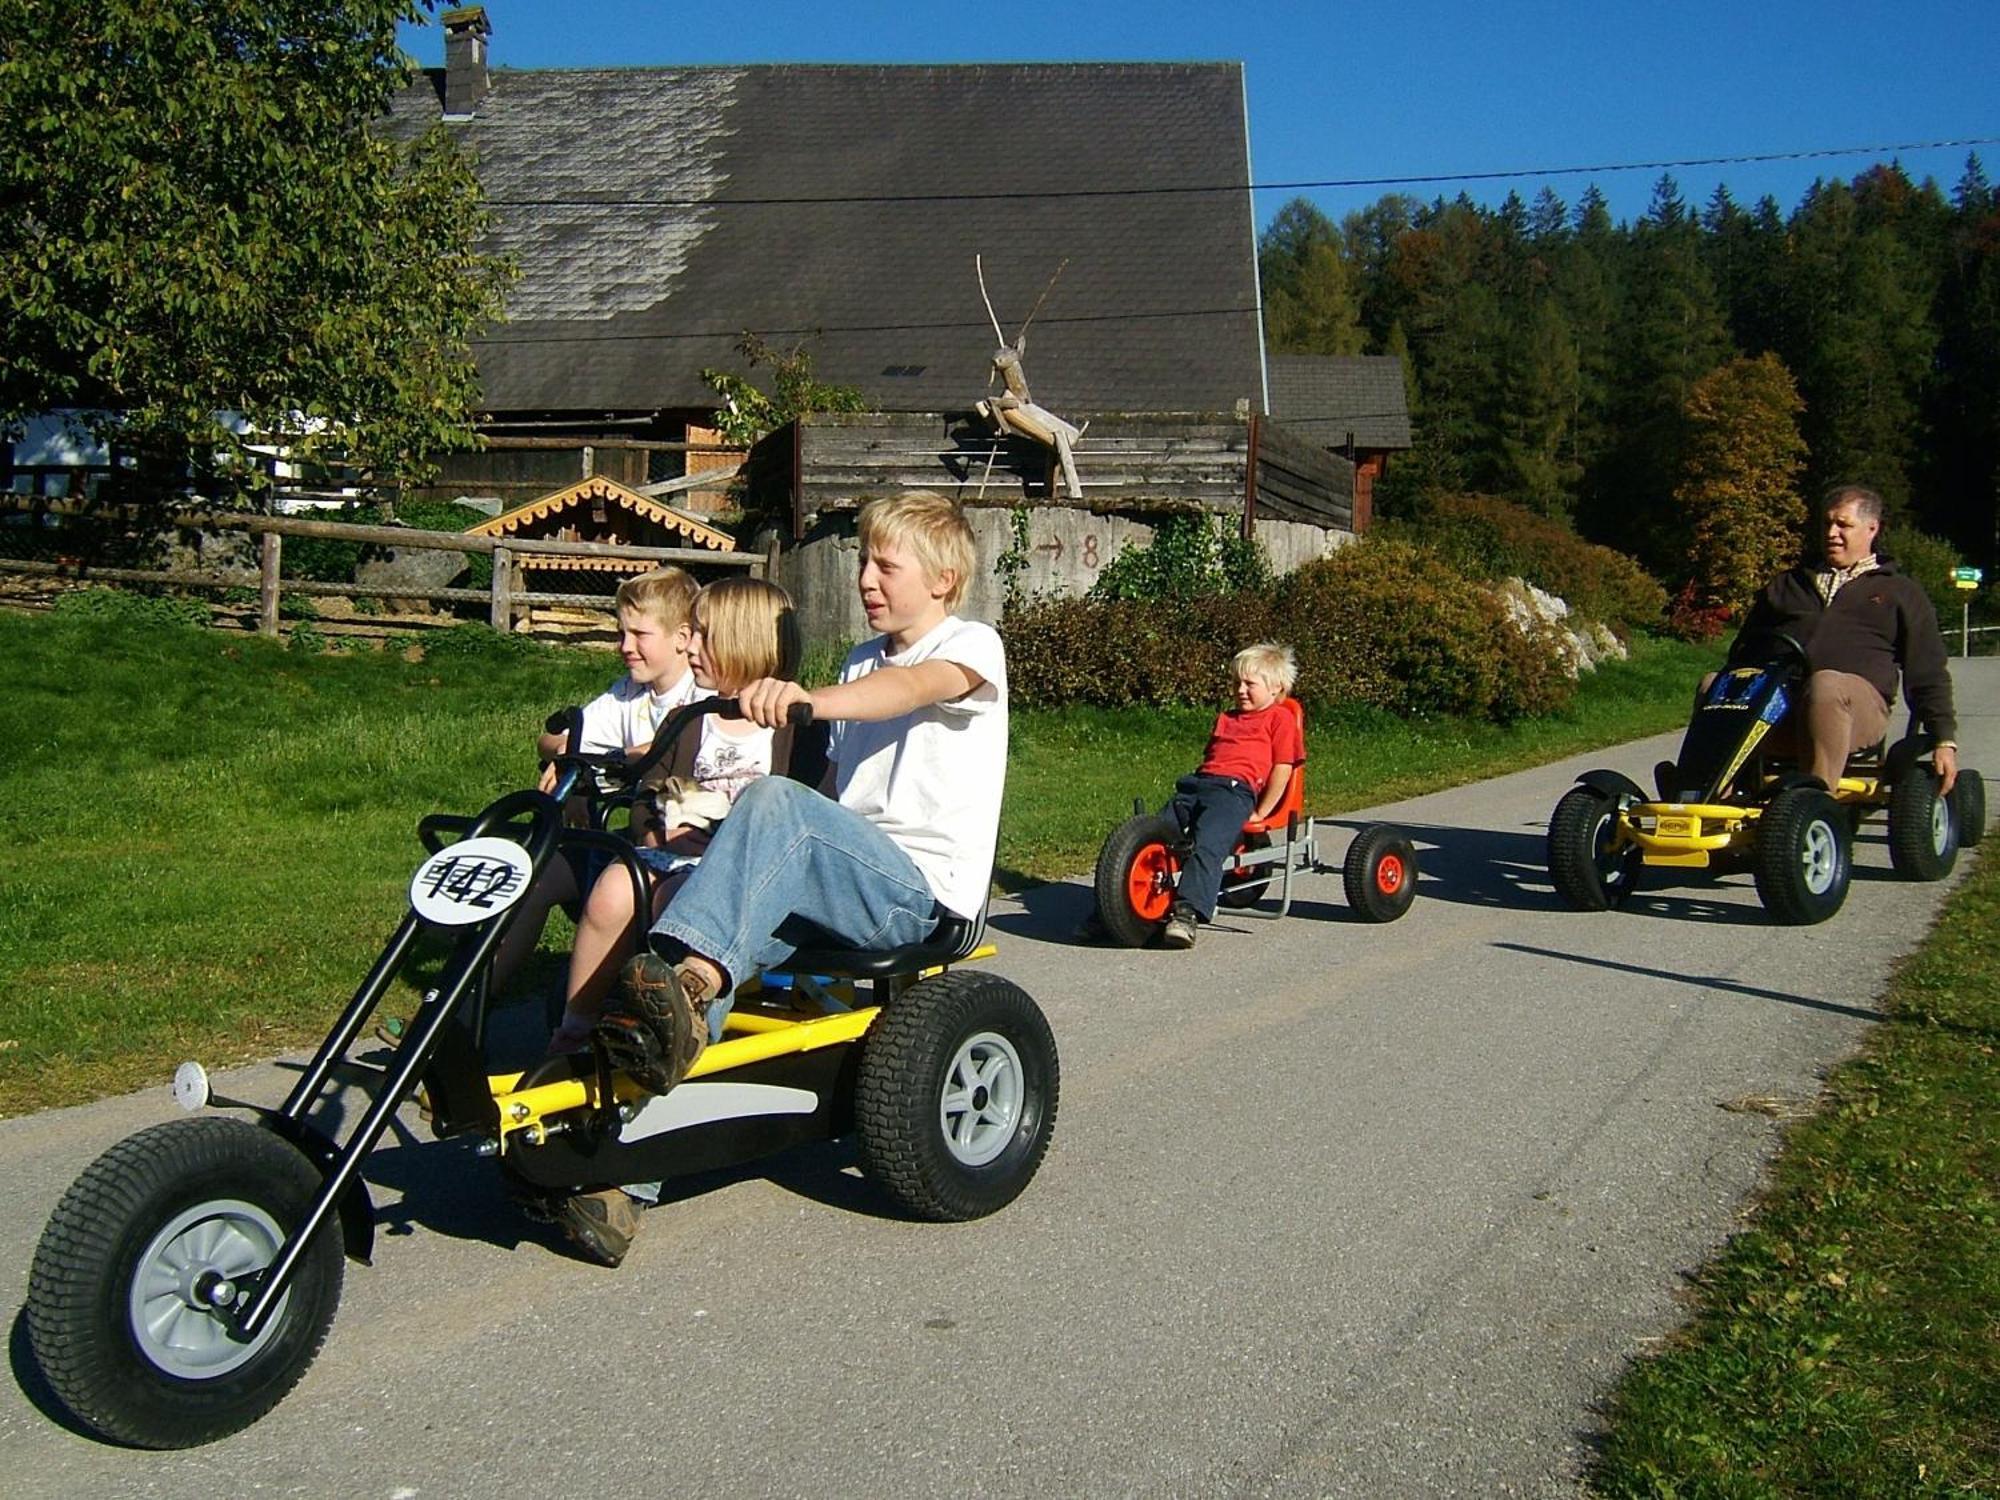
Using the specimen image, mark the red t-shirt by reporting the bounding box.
[1197,701,1305,793]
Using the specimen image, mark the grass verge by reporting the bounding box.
[0,610,1716,1115]
[1590,844,2000,1498]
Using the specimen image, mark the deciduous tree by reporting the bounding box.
[0,0,511,499]
[1675,353,1808,611]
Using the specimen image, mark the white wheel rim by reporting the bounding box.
[1801,819,1840,895]
[1931,793,1951,853]
[129,1199,291,1378]
[939,1031,1025,1168]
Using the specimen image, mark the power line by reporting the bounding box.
[482,136,2000,210]
[476,305,1260,346]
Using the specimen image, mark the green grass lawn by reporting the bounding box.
[1590,843,2000,1498]
[0,609,1713,1113]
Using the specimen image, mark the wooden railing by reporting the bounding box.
[0,502,764,637]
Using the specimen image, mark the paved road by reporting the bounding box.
[4,661,1995,1497]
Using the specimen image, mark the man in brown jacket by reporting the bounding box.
[1733,483,1959,795]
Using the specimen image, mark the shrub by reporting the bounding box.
[1886,525,1968,624]
[50,587,208,630]
[1004,538,1578,723]
[1089,513,1271,603]
[1274,539,1576,721]
[1378,493,1665,636]
[1664,579,1733,643]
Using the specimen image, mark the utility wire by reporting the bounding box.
[481,136,2000,209]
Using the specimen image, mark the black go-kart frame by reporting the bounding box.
[25,698,1058,1449]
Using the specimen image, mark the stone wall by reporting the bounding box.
[770,507,1353,646]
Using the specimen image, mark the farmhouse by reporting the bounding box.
[392,7,1385,633]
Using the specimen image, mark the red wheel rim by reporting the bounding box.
[1127,843,1179,921]
[1373,853,1406,895]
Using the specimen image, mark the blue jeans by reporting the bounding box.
[650,778,941,1030]
[1168,772,1257,920]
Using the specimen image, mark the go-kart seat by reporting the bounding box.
[1240,697,1307,837]
[773,905,987,981]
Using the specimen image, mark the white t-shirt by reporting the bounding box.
[575,668,705,757]
[691,716,776,804]
[830,616,1008,920]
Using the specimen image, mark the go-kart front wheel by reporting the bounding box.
[1548,785,1642,910]
[1955,767,1986,848]
[854,970,1059,1222]
[1343,824,1418,922]
[26,1116,344,1449]
[1754,787,1852,924]
[1887,765,1959,881]
[1092,812,1183,947]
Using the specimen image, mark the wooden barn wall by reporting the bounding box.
[1251,418,1355,532]
[786,412,1258,527]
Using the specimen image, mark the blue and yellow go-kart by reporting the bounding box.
[1548,632,1985,924]
[25,700,1058,1449]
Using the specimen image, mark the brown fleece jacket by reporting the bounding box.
[1737,558,1958,742]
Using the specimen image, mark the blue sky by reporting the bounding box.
[402,1,2000,231]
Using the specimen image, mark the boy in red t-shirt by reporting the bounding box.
[1162,642,1304,948]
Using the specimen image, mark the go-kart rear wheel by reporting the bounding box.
[1343,824,1418,922]
[1547,785,1642,910]
[1754,787,1852,924]
[1887,765,1959,881]
[26,1116,344,1449]
[1216,830,1272,909]
[1954,767,1986,848]
[1092,812,1183,947]
[855,970,1058,1222]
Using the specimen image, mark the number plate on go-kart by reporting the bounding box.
[408,836,534,926]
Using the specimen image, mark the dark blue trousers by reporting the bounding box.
[1168,772,1257,920]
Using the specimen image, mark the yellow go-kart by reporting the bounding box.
[1548,633,1984,925]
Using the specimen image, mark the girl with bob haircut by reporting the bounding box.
[546,575,804,1054]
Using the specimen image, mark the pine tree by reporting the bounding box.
[1260,198,1364,354]
[1602,175,1734,567]
[1783,176,1937,513]
[1495,294,1582,517]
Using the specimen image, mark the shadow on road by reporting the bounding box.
[9,1307,93,1440]
[1492,942,1887,1022]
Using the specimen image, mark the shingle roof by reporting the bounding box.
[390,61,1265,418]
[1265,355,1411,450]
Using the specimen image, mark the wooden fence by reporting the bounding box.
[0,502,765,637]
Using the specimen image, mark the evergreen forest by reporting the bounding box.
[1259,159,2000,592]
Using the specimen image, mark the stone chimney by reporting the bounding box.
[442,6,491,117]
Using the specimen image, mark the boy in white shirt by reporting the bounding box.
[496,567,705,996]
[535,566,706,813]
[559,493,1006,1263]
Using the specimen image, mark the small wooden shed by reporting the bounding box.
[464,475,737,590]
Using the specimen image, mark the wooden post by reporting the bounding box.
[258,531,282,638]
[491,544,512,632]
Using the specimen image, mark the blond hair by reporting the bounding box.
[856,490,976,611]
[692,576,801,691]
[614,566,699,632]
[1232,641,1297,695]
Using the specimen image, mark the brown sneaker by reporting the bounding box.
[552,1188,640,1268]
[1161,903,1198,949]
[596,952,706,1093]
